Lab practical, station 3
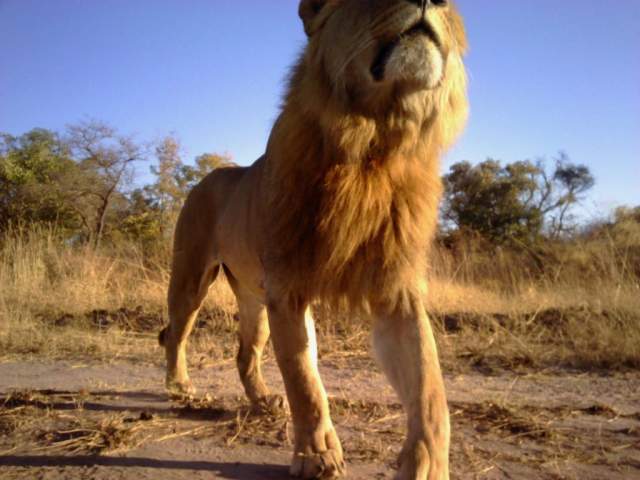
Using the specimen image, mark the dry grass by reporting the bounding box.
[425,221,640,370]
[0,224,639,370]
[0,225,236,362]
[0,389,291,457]
[0,389,165,456]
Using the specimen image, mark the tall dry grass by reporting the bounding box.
[428,230,640,315]
[427,222,640,369]
[0,225,235,361]
[0,223,638,369]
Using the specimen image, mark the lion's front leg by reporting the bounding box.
[372,295,450,480]
[267,296,345,479]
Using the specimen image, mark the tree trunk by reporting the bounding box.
[93,197,109,249]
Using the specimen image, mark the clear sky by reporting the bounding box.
[1,0,638,217]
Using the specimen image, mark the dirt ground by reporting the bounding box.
[1,354,639,480]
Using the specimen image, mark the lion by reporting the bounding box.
[159,0,468,478]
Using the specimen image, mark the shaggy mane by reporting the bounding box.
[262,16,468,311]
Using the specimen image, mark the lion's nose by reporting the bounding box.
[407,0,448,8]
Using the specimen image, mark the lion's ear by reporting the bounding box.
[299,0,329,36]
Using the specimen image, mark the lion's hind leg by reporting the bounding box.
[225,270,282,410]
[162,251,220,398]
[372,295,450,480]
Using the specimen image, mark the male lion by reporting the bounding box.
[159,0,468,478]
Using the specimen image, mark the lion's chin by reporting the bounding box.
[372,36,444,91]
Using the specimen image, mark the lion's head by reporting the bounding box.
[296,0,468,150]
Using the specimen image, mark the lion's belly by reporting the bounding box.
[218,244,266,300]
[214,160,267,301]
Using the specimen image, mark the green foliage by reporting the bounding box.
[177,153,233,192]
[443,159,542,243]
[148,136,184,222]
[118,189,163,248]
[0,129,81,231]
[132,137,233,244]
[0,124,231,251]
[442,154,595,244]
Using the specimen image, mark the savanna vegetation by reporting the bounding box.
[1,121,638,371]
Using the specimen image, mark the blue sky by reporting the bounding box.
[1,0,638,218]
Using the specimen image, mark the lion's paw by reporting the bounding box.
[166,378,196,400]
[394,439,446,480]
[290,428,345,479]
[252,394,288,415]
[291,449,345,479]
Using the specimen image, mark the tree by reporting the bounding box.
[118,188,163,250]
[175,152,233,193]
[66,120,146,247]
[442,159,542,243]
[442,154,595,244]
[0,129,80,231]
[146,147,232,216]
[122,139,232,245]
[1,124,233,250]
[148,136,184,231]
[545,153,595,237]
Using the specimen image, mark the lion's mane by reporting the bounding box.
[261,6,469,311]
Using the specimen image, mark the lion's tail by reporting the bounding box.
[158,326,168,347]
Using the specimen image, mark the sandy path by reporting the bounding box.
[1,358,638,479]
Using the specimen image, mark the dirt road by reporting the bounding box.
[1,356,638,479]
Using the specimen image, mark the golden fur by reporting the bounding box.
[161,1,468,478]
[263,3,467,311]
